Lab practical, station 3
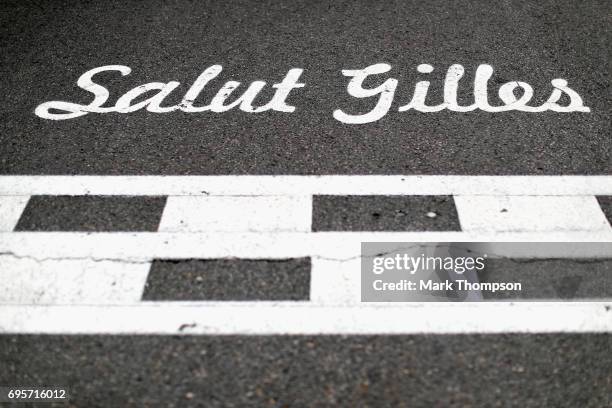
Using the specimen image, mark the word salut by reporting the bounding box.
[36,63,590,124]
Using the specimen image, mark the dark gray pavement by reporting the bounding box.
[143,258,311,301]
[0,0,609,175]
[1,1,611,406]
[14,195,166,232]
[312,195,461,231]
[1,334,611,407]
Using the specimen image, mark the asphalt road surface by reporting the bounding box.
[0,0,609,175]
[0,0,611,407]
[1,334,611,407]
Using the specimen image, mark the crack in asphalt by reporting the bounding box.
[1,243,610,264]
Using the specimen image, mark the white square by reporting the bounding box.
[158,195,312,232]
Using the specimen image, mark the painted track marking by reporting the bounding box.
[0,176,610,334]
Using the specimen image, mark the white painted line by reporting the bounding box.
[0,303,610,334]
[0,256,150,305]
[0,196,29,231]
[1,232,611,262]
[455,195,612,232]
[1,175,611,196]
[310,258,361,305]
[159,195,311,232]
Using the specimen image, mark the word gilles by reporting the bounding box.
[335,63,590,124]
[35,64,590,124]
